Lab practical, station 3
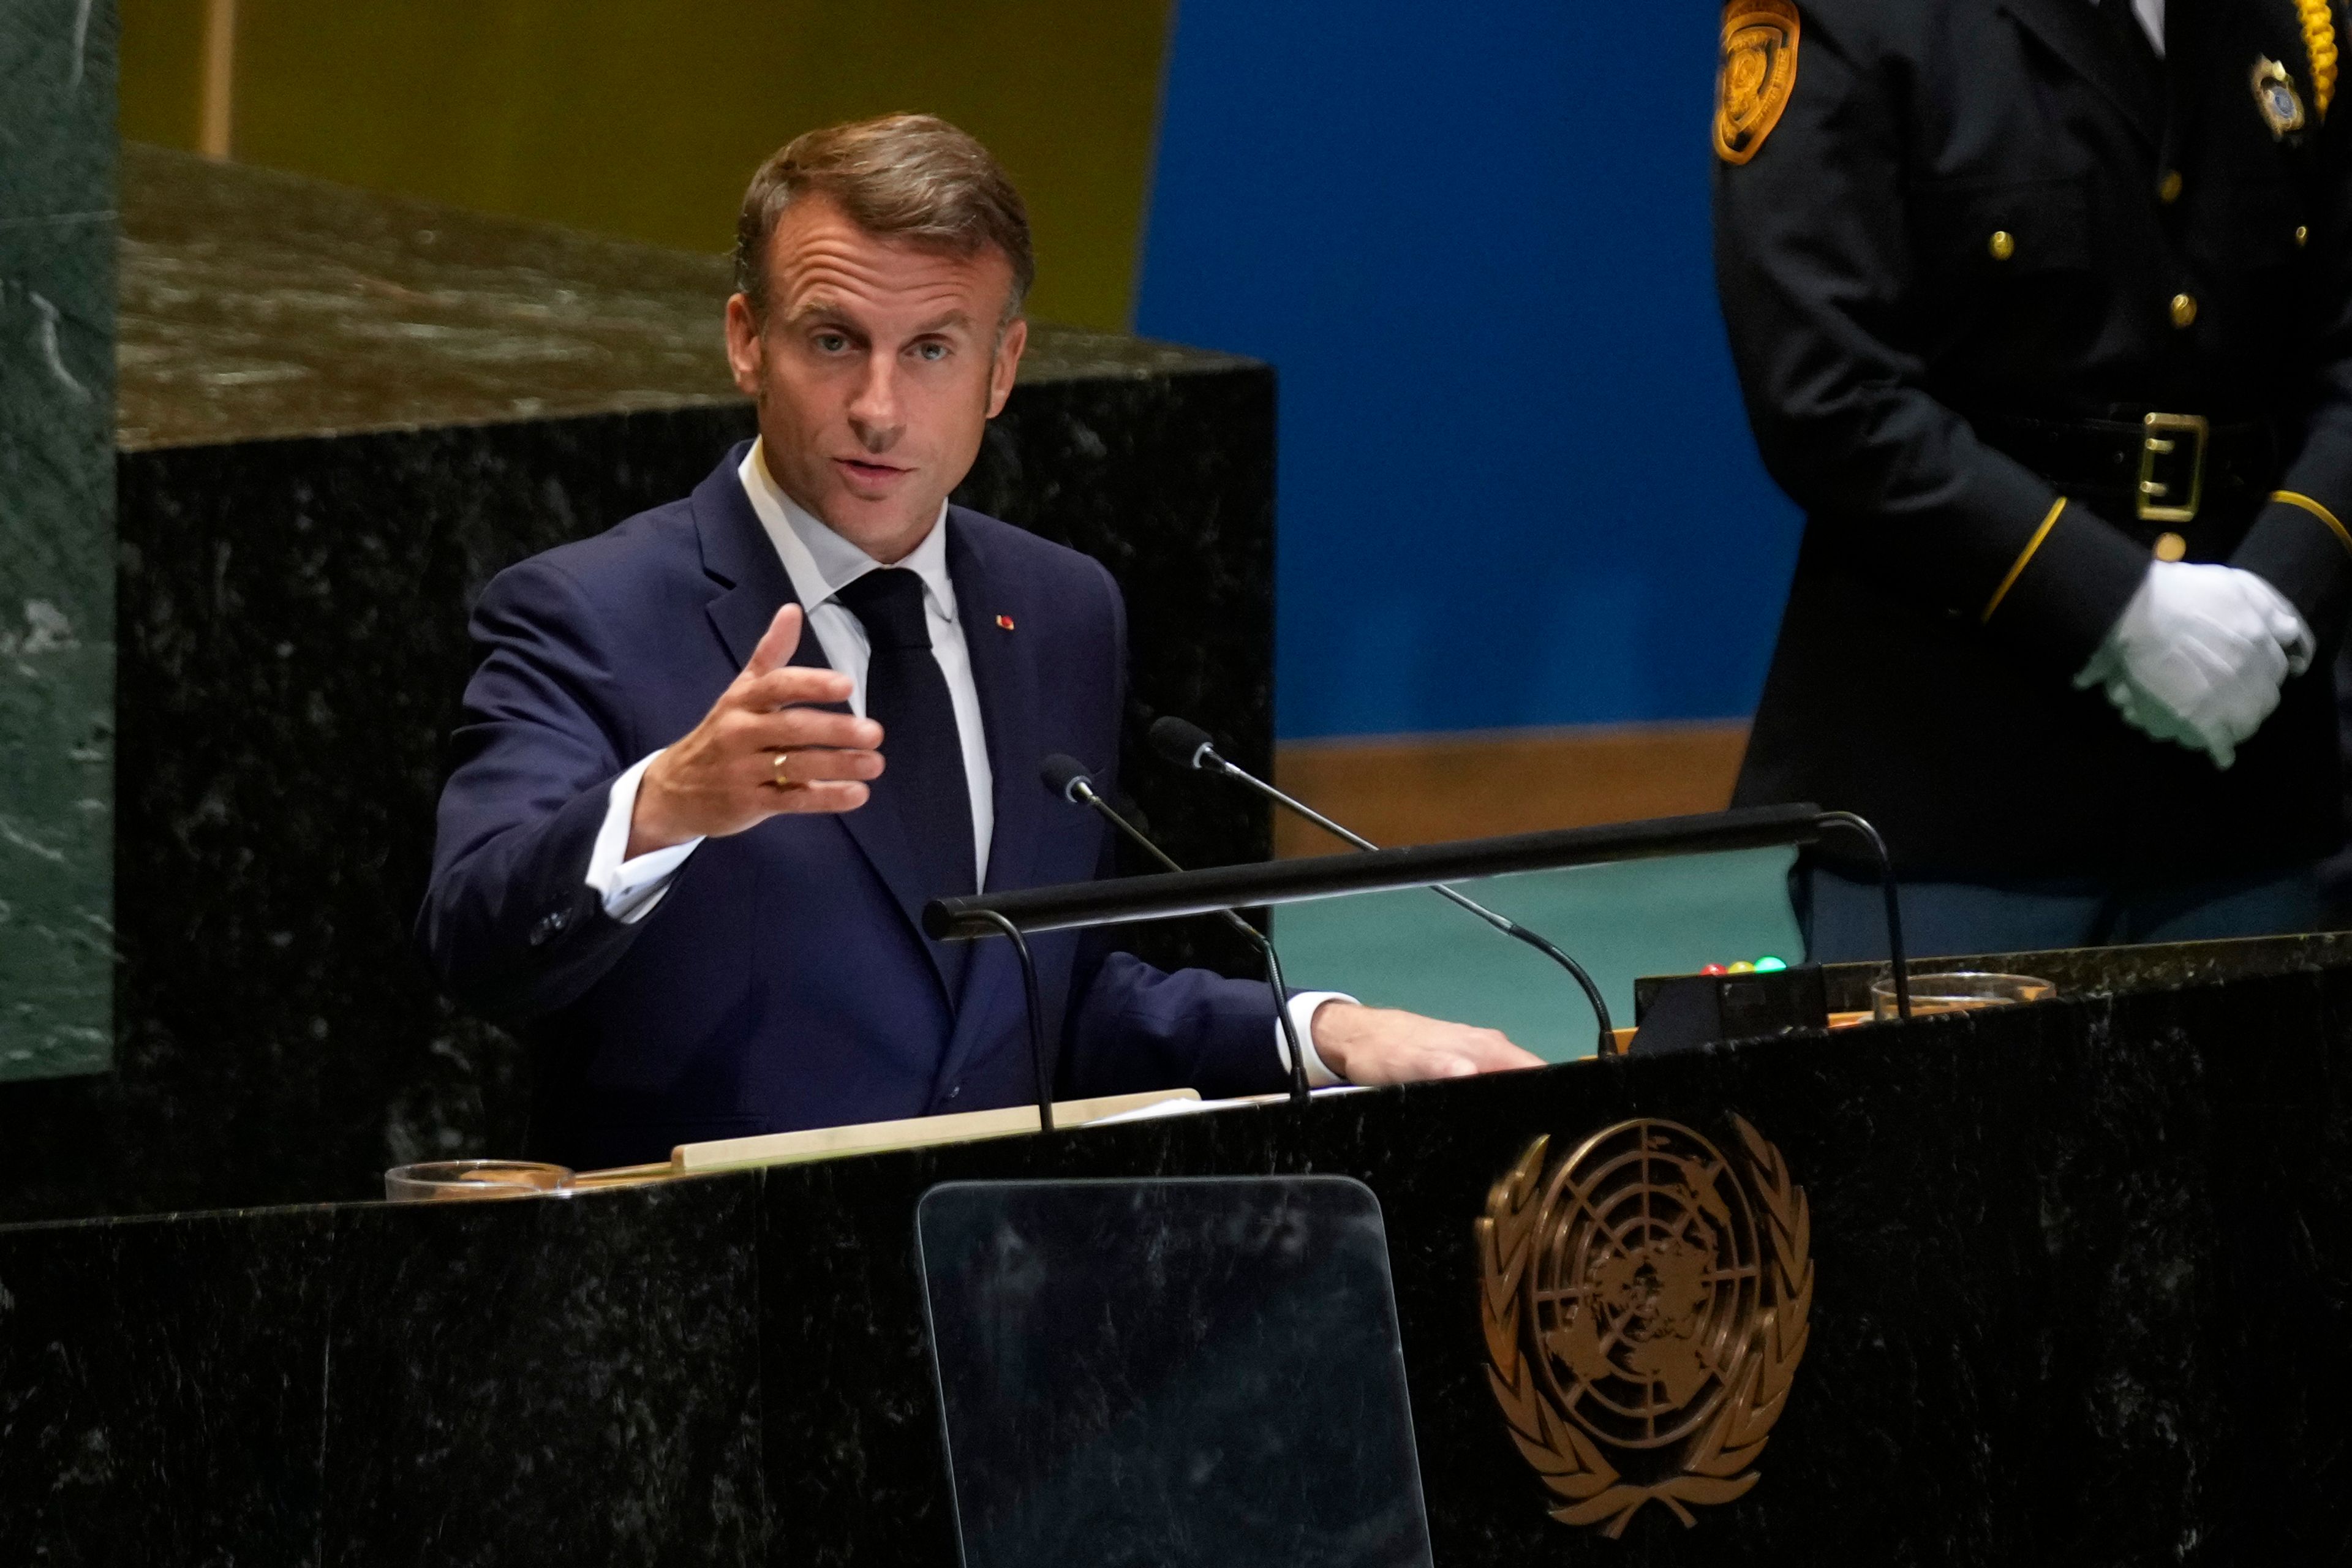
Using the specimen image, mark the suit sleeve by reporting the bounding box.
[2232,64,2352,639]
[1054,557,1292,1101]
[414,557,652,1023]
[1713,1,2150,673]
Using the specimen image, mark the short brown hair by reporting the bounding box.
[733,113,1035,323]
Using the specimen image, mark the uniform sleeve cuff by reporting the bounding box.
[1978,496,2152,673]
[586,751,703,924]
[2232,492,2352,636]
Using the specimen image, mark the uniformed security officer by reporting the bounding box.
[1714,0,2352,958]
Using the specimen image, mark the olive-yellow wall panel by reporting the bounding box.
[118,0,203,148]
[118,0,1170,330]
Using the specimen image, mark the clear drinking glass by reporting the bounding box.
[1872,971,2056,1021]
[383,1159,572,1201]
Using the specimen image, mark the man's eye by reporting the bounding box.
[814,333,848,353]
[914,341,949,362]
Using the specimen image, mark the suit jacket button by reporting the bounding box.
[2154,532,2187,562]
[1988,229,2015,261]
[2170,292,2198,328]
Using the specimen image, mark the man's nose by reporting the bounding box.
[846,355,902,450]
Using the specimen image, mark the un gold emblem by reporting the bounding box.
[1477,1117,1812,1537]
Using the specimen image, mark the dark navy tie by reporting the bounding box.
[833,569,978,920]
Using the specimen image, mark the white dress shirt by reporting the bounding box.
[581,439,1345,1084]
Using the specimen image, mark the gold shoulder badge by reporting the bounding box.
[1715,0,1801,164]
[2255,56,2310,138]
[1477,1117,1812,1537]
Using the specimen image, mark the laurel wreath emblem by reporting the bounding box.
[1477,1116,1812,1537]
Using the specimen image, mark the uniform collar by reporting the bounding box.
[739,438,959,624]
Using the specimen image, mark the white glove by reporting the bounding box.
[2073,561,2314,769]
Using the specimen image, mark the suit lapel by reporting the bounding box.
[952,513,1046,902]
[1999,0,2164,149]
[935,510,1048,1086]
[695,448,821,673]
[690,448,957,1003]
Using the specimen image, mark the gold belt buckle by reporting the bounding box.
[2136,412,2208,523]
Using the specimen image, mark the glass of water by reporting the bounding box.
[1872,971,2056,1021]
[383,1159,572,1202]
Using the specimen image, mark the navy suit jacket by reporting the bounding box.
[418,446,1287,1169]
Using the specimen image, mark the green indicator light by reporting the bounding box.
[1754,956,1788,972]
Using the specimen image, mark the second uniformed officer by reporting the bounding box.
[1715,0,2352,956]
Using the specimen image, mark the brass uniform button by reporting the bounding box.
[2154,532,2188,562]
[2158,170,2183,203]
[2169,292,2198,328]
[1988,229,2015,261]
[2297,224,2310,247]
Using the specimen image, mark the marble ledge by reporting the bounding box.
[116,143,1253,453]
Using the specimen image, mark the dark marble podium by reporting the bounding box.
[4,933,2350,1564]
[0,145,1275,1227]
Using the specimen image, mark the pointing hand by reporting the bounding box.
[628,603,885,855]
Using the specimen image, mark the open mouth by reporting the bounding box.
[835,457,910,486]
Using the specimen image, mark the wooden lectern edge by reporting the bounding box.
[566,1088,1206,1187]
[564,1162,674,1189]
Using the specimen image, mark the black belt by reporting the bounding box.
[1972,411,2282,535]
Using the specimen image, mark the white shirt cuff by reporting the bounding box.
[586,751,703,924]
[1278,991,1353,1088]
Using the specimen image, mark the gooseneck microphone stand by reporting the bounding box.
[1042,756,1313,1106]
[966,909,1057,1131]
[1147,717,1618,1054]
[1815,809,1909,1020]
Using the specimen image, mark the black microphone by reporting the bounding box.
[1042,754,1313,1105]
[1147,717,1617,1053]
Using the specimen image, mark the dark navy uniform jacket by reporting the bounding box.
[417,447,1287,1169]
[1716,0,2352,878]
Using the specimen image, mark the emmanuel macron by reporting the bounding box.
[418,115,1537,1168]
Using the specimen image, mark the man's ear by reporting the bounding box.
[986,316,1028,418]
[725,293,765,399]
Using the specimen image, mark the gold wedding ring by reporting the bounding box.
[771,750,805,793]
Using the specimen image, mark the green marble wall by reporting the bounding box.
[1,1,116,1079]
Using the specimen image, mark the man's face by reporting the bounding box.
[725,196,1027,564]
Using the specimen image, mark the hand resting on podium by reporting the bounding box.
[1303,1000,1541,1084]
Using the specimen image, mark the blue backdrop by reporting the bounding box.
[1135,1,1806,741]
